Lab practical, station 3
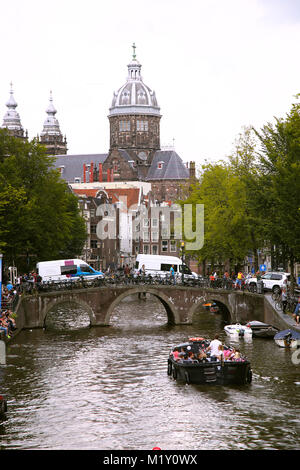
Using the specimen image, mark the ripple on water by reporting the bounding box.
[1,296,300,450]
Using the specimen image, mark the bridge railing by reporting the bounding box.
[18,275,257,294]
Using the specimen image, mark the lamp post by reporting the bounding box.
[180,241,185,284]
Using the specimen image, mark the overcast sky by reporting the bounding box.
[1,0,300,167]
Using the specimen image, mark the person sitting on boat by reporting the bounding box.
[223,346,233,360]
[197,349,207,362]
[207,334,223,361]
[231,348,242,361]
[171,348,180,361]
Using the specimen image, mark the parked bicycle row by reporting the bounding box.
[16,273,265,293]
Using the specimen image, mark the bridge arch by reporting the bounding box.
[41,296,97,328]
[104,287,180,325]
[186,291,234,324]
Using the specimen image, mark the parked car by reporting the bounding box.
[245,272,290,294]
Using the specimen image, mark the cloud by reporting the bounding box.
[1,0,300,166]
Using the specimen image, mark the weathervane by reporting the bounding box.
[132,42,136,60]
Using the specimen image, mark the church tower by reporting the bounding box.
[2,83,28,140]
[107,44,161,174]
[38,91,67,155]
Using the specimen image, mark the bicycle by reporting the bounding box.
[275,296,297,313]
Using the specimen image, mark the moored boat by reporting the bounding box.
[274,329,300,348]
[168,338,252,385]
[246,321,279,338]
[224,323,252,338]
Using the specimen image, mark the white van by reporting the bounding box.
[134,254,198,279]
[36,259,104,282]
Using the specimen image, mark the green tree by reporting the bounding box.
[254,97,300,278]
[179,161,255,273]
[0,129,87,271]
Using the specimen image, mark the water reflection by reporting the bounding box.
[0,295,299,450]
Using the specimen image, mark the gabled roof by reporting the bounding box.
[147,150,189,180]
[72,186,141,208]
[53,153,108,182]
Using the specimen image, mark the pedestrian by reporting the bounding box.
[170,265,176,285]
[281,286,288,314]
[292,296,300,325]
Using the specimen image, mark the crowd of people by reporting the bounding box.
[171,334,245,364]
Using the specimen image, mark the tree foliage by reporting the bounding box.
[179,98,300,276]
[0,130,86,271]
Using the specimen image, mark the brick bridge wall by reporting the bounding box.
[15,286,267,329]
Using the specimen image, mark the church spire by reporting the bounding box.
[39,91,67,155]
[2,82,27,140]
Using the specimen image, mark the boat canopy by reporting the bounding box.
[274,329,300,340]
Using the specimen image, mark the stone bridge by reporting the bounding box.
[15,285,270,329]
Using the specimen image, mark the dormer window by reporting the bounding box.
[59,165,65,175]
[157,161,164,169]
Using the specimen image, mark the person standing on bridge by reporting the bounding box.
[170,265,176,285]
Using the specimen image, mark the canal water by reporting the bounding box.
[0,295,299,450]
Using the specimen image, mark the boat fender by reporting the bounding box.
[185,371,190,384]
[167,360,172,376]
[172,366,177,380]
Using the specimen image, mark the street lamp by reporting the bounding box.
[180,241,185,284]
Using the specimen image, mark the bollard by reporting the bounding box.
[0,340,6,365]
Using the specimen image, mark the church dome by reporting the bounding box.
[109,45,161,117]
[2,83,24,132]
[40,91,63,136]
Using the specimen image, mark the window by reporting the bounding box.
[143,231,149,242]
[151,231,159,242]
[152,218,158,228]
[161,227,169,237]
[161,263,177,272]
[271,274,282,280]
[91,240,98,249]
[91,225,97,234]
[80,264,94,273]
[119,121,130,132]
[179,264,192,274]
[170,240,177,252]
[143,244,149,254]
[152,245,158,255]
[143,218,150,228]
[161,240,168,252]
[262,273,272,280]
[137,120,148,131]
[60,265,77,275]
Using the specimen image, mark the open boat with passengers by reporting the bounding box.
[168,337,252,385]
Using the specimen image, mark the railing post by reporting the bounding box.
[0,340,6,365]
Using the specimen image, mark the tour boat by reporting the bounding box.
[168,338,252,385]
[274,329,300,348]
[246,321,279,338]
[224,323,253,338]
